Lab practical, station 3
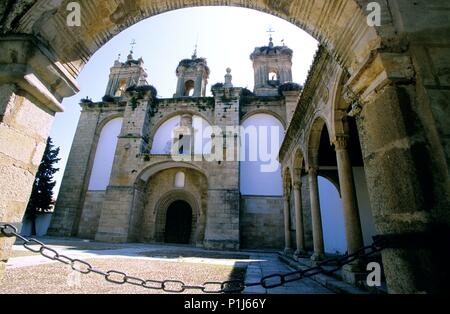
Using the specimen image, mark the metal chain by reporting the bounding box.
[0,223,388,293]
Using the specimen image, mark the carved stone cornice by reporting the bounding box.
[0,34,80,112]
[344,50,415,104]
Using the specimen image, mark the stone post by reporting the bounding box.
[0,35,78,279]
[293,180,306,257]
[308,166,325,261]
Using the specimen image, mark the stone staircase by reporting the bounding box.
[278,252,388,294]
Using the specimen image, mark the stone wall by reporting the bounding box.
[77,191,106,239]
[240,96,286,126]
[49,103,124,237]
[138,167,207,244]
[240,195,284,249]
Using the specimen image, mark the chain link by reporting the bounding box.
[0,223,387,293]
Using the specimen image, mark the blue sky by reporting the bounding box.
[50,6,319,196]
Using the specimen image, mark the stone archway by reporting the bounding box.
[3,1,383,79]
[164,200,193,244]
[1,1,450,294]
[154,190,202,245]
[130,166,208,246]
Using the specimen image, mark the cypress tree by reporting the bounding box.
[25,137,61,235]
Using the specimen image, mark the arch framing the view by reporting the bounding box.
[13,0,383,81]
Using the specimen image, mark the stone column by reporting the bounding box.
[283,188,293,254]
[293,180,306,256]
[175,69,185,97]
[334,135,364,255]
[0,35,78,279]
[194,75,203,97]
[355,82,450,293]
[308,166,325,261]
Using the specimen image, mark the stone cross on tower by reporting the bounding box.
[128,39,136,60]
[130,39,136,53]
[267,27,275,47]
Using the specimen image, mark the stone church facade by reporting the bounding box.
[1,1,449,293]
[48,39,304,250]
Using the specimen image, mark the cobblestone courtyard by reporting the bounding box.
[0,237,333,294]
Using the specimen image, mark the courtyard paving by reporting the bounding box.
[1,237,333,294]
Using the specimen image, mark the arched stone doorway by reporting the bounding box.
[132,166,208,246]
[164,200,193,244]
[153,191,201,245]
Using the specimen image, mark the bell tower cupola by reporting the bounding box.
[104,47,148,98]
[174,48,210,98]
[250,35,293,96]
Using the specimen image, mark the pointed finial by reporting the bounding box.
[224,67,233,88]
[117,53,121,61]
[192,43,198,59]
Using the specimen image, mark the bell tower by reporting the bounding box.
[250,35,293,96]
[104,49,148,98]
[174,49,210,98]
